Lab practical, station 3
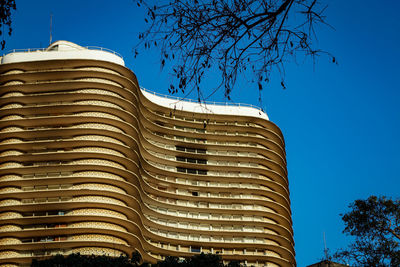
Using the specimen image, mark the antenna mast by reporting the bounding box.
[323,232,329,260]
[49,13,53,45]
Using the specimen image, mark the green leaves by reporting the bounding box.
[335,196,400,266]
[31,253,244,267]
[156,253,226,267]
[342,196,400,240]
[31,253,136,267]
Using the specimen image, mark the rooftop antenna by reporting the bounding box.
[323,232,329,260]
[49,13,53,45]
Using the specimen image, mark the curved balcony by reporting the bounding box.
[0,43,294,267]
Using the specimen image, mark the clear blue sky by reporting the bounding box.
[5,0,400,266]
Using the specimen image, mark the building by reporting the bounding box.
[0,41,294,266]
[307,260,349,267]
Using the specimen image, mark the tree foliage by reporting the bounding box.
[335,196,400,266]
[154,253,244,267]
[157,253,223,267]
[0,0,16,49]
[135,0,334,100]
[31,252,244,267]
[31,253,136,267]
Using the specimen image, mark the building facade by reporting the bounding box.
[0,41,295,266]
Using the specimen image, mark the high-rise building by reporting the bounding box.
[0,41,294,267]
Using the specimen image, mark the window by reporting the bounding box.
[187,169,197,174]
[187,158,197,163]
[191,247,201,253]
[183,147,193,153]
[176,156,207,165]
[177,167,186,173]
[176,167,207,175]
[176,146,185,151]
[197,149,206,154]
[198,170,207,175]
[176,156,185,162]
[176,146,207,154]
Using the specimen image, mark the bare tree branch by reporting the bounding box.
[135,0,334,101]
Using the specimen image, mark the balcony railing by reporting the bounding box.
[141,87,265,112]
[4,46,123,59]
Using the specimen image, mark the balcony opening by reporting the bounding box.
[187,147,196,153]
[187,169,196,174]
[176,167,208,175]
[176,146,185,151]
[191,246,201,253]
[177,167,186,173]
[176,145,207,154]
[187,158,196,163]
[197,149,206,154]
[175,156,208,165]
[176,156,185,162]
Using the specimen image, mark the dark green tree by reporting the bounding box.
[226,260,243,267]
[31,253,136,267]
[335,196,400,266]
[135,0,334,100]
[131,251,142,266]
[185,252,224,267]
[154,253,244,267]
[0,0,16,49]
[156,256,181,267]
[32,252,245,267]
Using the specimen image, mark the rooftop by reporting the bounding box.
[141,87,269,120]
[1,40,124,66]
[0,40,268,119]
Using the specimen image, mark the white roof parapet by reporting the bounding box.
[141,87,269,120]
[1,40,124,66]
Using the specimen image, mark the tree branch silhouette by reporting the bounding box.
[135,0,334,101]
